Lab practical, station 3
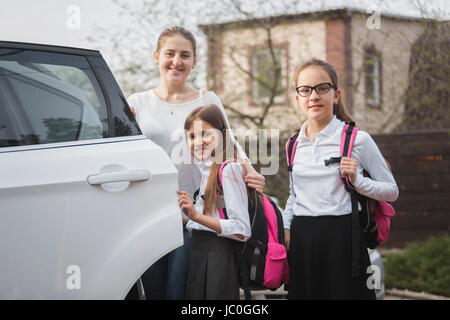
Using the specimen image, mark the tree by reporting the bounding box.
[89,0,317,129]
[399,20,450,131]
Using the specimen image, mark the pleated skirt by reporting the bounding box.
[288,214,376,300]
[186,230,240,300]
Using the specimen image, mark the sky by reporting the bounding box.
[0,0,448,49]
[0,0,448,92]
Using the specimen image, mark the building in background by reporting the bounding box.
[200,9,450,247]
[199,8,427,134]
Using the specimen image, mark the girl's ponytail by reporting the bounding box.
[293,58,354,124]
[333,99,354,124]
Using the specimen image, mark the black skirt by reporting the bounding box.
[186,230,240,300]
[288,214,376,300]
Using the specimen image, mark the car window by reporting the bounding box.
[0,48,108,147]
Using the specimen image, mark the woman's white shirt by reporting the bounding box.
[283,115,399,230]
[186,160,251,242]
[127,89,247,200]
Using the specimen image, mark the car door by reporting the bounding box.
[0,42,182,299]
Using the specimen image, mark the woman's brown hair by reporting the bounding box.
[184,104,239,215]
[293,58,354,123]
[156,26,197,57]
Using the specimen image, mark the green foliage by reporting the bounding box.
[384,235,450,297]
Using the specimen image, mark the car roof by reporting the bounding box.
[0,41,101,57]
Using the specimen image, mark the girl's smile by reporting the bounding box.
[187,120,221,161]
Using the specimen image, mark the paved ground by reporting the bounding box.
[240,287,449,300]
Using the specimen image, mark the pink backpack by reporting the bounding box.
[286,122,395,276]
[217,160,289,299]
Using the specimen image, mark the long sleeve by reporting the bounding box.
[352,131,399,202]
[282,176,296,230]
[218,163,251,242]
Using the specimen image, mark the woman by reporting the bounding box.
[283,59,399,299]
[127,26,264,300]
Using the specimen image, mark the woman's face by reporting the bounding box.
[187,119,222,161]
[154,34,196,87]
[295,66,340,123]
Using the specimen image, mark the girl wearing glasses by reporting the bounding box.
[127,26,265,300]
[282,59,398,299]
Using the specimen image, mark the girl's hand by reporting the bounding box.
[177,191,199,221]
[340,157,357,184]
[244,171,265,194]
[284,229,290,251]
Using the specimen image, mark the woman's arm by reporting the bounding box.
[127,94,140,122]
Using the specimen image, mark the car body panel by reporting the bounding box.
[0,41,183,299]
[0,137,181,299]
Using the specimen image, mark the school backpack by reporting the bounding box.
[195,160,290,299]
[286,122,395,277]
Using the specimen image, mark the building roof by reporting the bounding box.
[199,7,427,34]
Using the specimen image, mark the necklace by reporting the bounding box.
[169,105,176,116]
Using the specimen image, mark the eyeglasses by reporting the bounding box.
[296,82,337,97]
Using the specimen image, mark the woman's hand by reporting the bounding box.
[244,171,265,194]
[241,164,265,193]
[284,229,290,251]
[340,157,357,184]
[177,191,199,221]
[130,106,136,118]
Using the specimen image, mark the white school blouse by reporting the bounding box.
[127,89,248,200]
[282,115,399,230]
[186,160,251,242]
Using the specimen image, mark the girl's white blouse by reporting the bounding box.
[127,89,248,219]
[186,160,251,242]
[283,115,399,230]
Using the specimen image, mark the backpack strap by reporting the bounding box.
[340,122,358,192]
[193,188,200,204]
[286,132,299,172]
[339,122,362,278]
[217,159,237,219]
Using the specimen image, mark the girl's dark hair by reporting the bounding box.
[184,105,238,215]
[293,58,354,123]
[156,26,197,57]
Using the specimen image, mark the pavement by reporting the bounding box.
[240,286,449,300]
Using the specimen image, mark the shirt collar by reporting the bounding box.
[320,115,342,138]
[197,159,213,179]
[298,115,342,143]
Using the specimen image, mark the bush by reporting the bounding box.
[384,235,450,297]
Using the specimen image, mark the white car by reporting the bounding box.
[0,41,183,299]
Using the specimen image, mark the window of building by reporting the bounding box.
[250,45,287,106]
[364,47,382,107]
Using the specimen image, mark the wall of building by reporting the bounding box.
[350,14,424,134]
[205,12,425,134]
[218,19,327,131]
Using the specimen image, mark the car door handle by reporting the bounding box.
[87,170,150,185]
